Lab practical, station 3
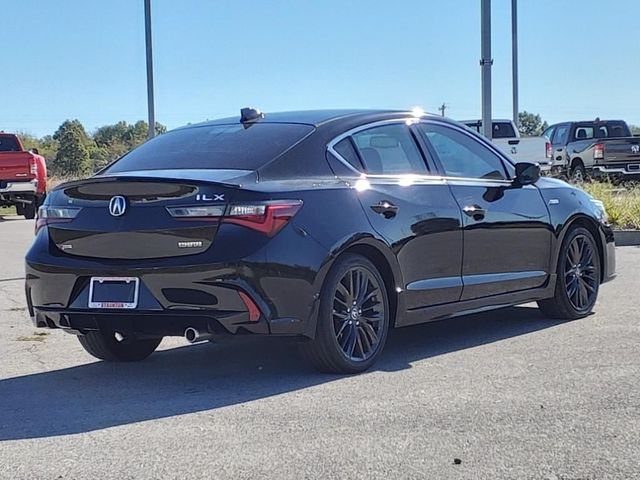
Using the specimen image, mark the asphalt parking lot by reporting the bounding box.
[0,215,638,480]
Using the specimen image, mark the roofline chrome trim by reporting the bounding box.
[326,116,517,185]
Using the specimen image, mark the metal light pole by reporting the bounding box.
[144,0,156,139]
[480,0,492,139]
[511,0,519,128]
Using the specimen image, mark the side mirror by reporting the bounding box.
[29,148,39,155]
[513,162,540,186]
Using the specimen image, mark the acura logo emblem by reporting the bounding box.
[109,196,127,217]
[632,145,639,154]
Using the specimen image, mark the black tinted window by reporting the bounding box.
[333,138,364,171]
[492,122,516,139]
[418,124,508,180]
[106,123,314,173]
[351,124,427,174]
[0,136,20,152]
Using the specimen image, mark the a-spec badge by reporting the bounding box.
[178,241,203,249]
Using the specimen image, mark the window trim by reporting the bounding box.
[327,118,516,185]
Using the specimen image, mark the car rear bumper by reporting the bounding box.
[0,179,38,194]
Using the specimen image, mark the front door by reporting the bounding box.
[416,121,552,301]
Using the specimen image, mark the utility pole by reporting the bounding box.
[438,103,447,117]
[480,0,492,139]
[511,0,519,128]
[144,0,156,140]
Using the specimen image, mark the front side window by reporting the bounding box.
[351,124,427,175]
[417,124,508,180]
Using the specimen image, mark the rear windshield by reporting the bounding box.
[0,136,20,152]
[462,121,516,139]
[105,123,315,173]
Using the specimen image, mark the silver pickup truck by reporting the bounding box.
[544,119,640,182]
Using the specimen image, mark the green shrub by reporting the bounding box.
[580,181,640,230]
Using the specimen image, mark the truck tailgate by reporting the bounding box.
[0,152,32,181]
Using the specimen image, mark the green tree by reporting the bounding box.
[52,120,92,177]
[518,111,549,137]
[630,124,640,136]
[91,120,166,170]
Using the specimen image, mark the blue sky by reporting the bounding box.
[2,0,639,137]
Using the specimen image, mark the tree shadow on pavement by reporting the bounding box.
[0,305,569,441]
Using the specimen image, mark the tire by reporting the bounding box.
[78,331,162,362]
[537,227,600,320]
[304,254,390,374]
[15,203,25,216]
[23,202,36,220]
[570,162,587,184]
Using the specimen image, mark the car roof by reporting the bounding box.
[183,109,451,129]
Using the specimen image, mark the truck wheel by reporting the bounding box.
[570,163,587,183]
[15,203,25,216]
[23,202,37,220]
[537,227,600,320]
[303,254,390,374]
[78,331,162,362]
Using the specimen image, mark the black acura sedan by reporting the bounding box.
[25,108,616,373]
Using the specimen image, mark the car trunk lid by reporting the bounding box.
[47,170,252,259]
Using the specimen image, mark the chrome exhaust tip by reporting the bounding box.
[184,327,214,343]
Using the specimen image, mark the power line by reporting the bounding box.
[438,103,448,117]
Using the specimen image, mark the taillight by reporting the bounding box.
[594,143,604,160]
[167,200,303,237]
[29,157,38,176]
[545,142,553,159]
[35,206,81,233]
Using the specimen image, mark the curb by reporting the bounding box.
[614,230,640,247]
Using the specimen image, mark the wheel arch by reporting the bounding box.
[554,214,606,283]
[306,236,404,337]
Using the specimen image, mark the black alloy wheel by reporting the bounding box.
[304,254,390,374]
[332,266,386,361]
[538,227,600,319]
[563,233,598,312]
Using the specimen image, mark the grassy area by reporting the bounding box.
[0,206,17,216]
[580,181,640,230]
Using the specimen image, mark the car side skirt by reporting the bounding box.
[396,275,556,328]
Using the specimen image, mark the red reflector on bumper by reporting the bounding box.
[238,291,261,322]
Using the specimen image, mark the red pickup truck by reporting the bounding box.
[0,133,47,219]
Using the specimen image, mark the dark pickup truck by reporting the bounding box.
[544,119,640,182]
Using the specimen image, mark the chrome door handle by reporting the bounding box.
[462,204,486,220]
[371,201,398,219]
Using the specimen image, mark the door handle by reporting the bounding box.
[371,201,398,219]
[462,204,486,220]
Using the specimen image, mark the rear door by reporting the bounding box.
[329,121,463,309]
[416,121,551,300]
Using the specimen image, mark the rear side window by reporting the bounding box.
[333,138,364,171]
[0,136,20,152]
[106,123,314,173]
[351,124,427,174]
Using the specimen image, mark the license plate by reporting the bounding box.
[89,277,140,309]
